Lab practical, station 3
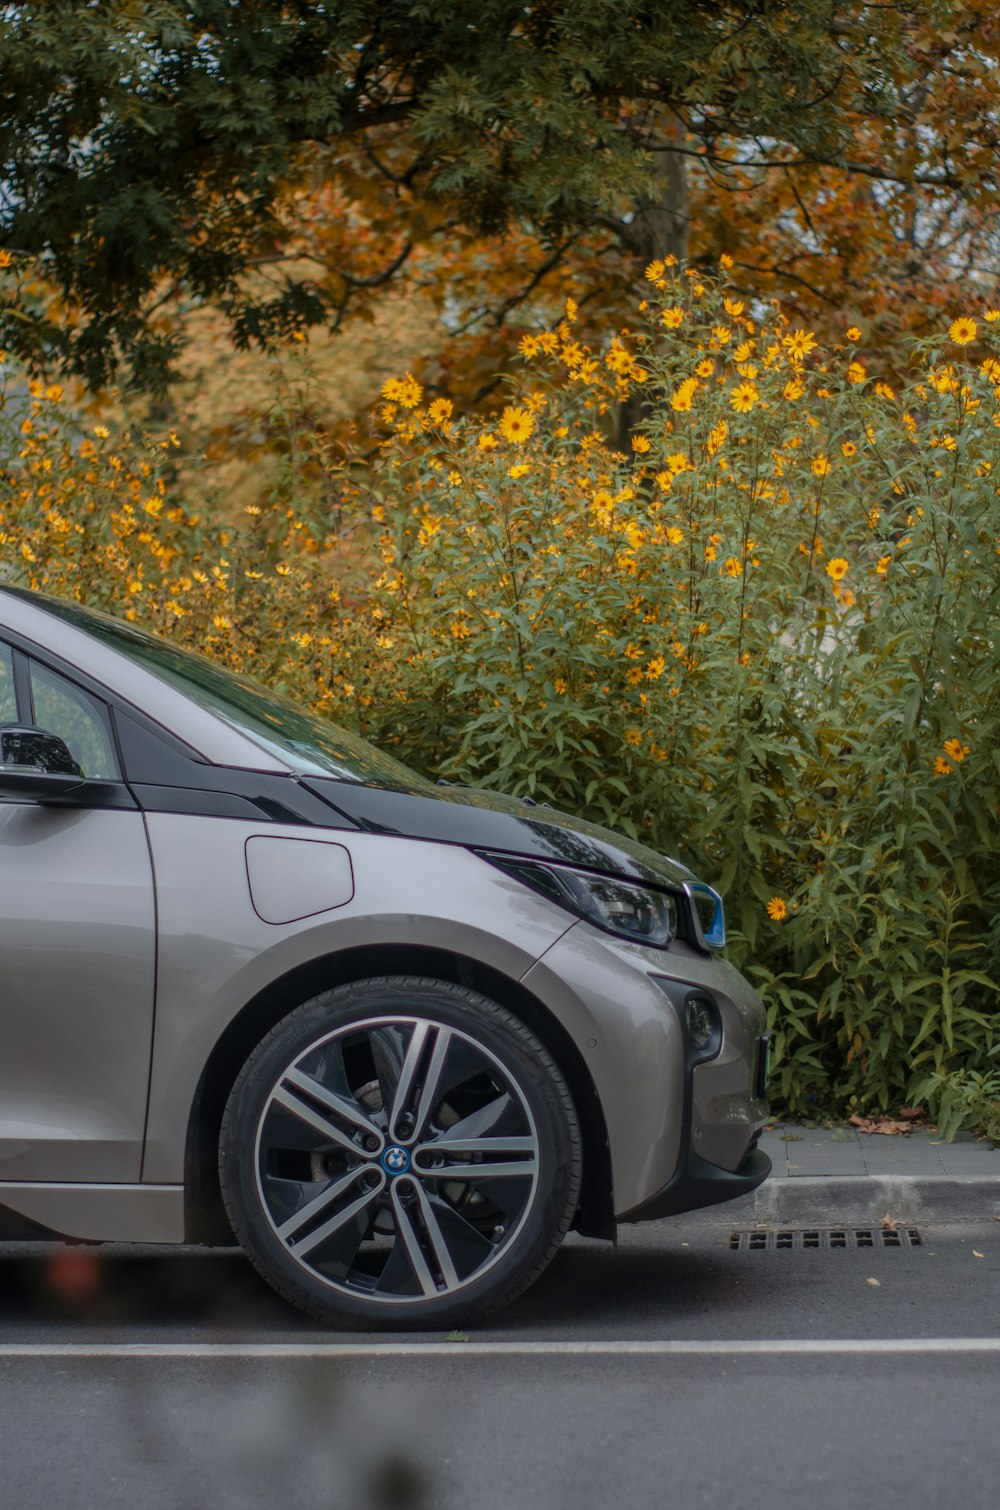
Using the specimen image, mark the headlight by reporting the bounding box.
[479,854,677,947]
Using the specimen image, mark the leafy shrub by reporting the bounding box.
[365,274,1000,1123]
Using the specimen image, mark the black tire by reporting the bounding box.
[219,976,582,1329]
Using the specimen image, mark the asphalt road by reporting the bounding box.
[1,1219,998,1509]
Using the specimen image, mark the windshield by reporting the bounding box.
[26,593,433,790]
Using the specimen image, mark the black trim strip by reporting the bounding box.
[11,649,33,723]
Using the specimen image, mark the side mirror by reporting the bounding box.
[0,725,86,801]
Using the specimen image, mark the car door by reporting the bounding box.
[0,642,157,1182]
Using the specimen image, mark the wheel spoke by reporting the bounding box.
[387,1021,429,1138]
[421,1160,537,1181]
[415,1133,537,1182]
[389,1183,438,1297]
[389,1180,459,1295]
[286,1176,385,1259]
[274,1067,383,1154]
[410,1180,461,1289]
[274,1167,368,1245]
[411,1025,453,1140]
[388,1023,453,1142]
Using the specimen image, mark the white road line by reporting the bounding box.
[0,1338,998,1359]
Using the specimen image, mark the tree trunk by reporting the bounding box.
[615,124,689,449]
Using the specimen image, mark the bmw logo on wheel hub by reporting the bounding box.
[382,1145,411,1176]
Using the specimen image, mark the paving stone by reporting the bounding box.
[857,1134,946,1175]
[779,1127,867,1177]
[935,1138,1000,1176]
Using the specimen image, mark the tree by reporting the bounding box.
[0,0,975,389]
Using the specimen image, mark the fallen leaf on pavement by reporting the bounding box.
[866,1278,880,1287]
[849,1115,923,1135]
[973,1251,985,1259]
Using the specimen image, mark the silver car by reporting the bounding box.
[0,585,770,1328]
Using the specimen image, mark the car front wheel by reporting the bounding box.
[219,976,583,1329]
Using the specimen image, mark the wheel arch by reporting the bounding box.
[183,942,614,1244]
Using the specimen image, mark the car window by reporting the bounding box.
[0,644,16,724]
[19,592,433,790]
[29,661,119,780]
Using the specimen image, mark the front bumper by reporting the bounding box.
[617,1144,771,1222]
[521,928,770,1219]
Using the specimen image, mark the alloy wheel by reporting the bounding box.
[253,1014,541,1305]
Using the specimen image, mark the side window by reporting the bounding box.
[29,661,119,780]
[0,644,16,725]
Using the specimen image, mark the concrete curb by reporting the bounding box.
[691,1175,1000,1227]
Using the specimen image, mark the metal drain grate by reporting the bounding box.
[728,1227,923,1251]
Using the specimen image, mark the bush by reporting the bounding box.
[365,273,1000,1124]
[2,270,999,1131]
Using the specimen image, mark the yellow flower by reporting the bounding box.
[875,556,891,576]
[624,728,642,746]
[670,377,699,413]
[943,738,970,763]
[665,526,684,546]
[848,361,867,385]
[477,432,498,450]
[724,556,743,578]
[631,433,651,453]
[783,378,804,401]
[730,382,759,414]
[933,756,953,778]
[811,455,830,477]
[661,307,684,329]
[719,252,734,269]
[712,324,732,344]
[841,441,857,458]
[704,545,717,562]
[381,373,423,408]
[732,342,753,363]
[94,425,110,440]
[826,557,849,582]
[644,259,666,282]
[766,897,789,922]
[646,655,666,680]
[427,398,453,425]
[554,677,569,695]
[695,358,715,378]
[508,463,530,479]
[723,297,744,317]
[985,309,1000,322]
[783,329,817,361]
[846,326,862,341]
[498,406,534,443]
[948,317,977,345]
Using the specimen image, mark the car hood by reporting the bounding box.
[300,777,697,893]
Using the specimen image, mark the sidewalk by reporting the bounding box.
[719,1125,1000,1226]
